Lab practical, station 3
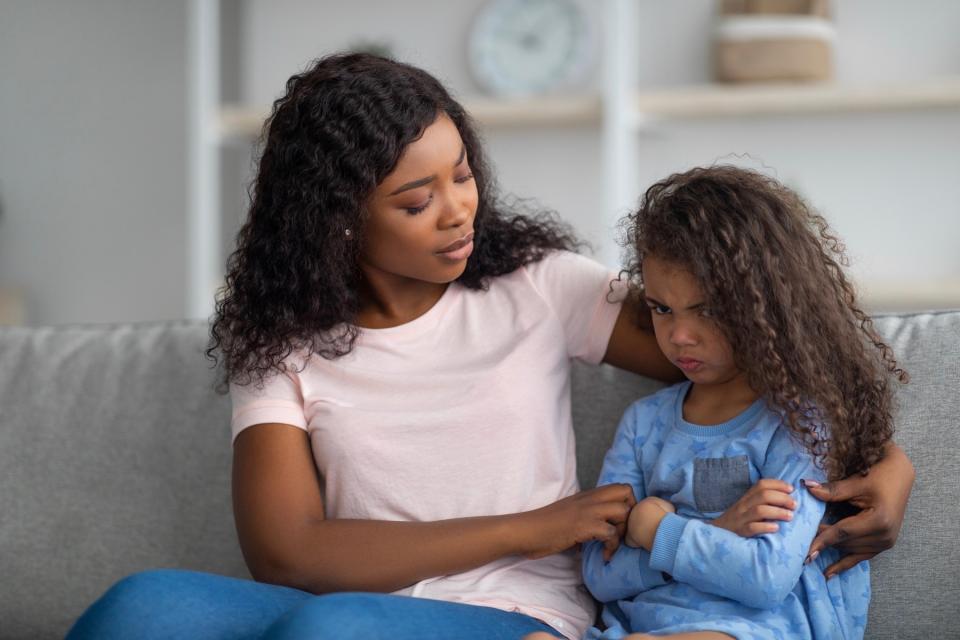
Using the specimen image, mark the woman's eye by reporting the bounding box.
[700,308,713,318]
[454,172,475,184]
[404,195,433,215]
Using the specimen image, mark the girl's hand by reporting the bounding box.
[625,496,675,550]
[804,442,915,578]
[519,484,636,560]
[710,479,797,537]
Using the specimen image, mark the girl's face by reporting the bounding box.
[642,255,741,386]
[361,113,479,286]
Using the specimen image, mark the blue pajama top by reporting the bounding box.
[582,382,870,640]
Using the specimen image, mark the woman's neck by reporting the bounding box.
[355,269,449,329]
[683,374,758,426]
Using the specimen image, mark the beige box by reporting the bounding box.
[715,0,833,83]
[716,37,832,82]
[0,288,26,326]
[714,8,834,83]
[721,0,829,17]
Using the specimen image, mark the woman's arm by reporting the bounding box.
[803,441,915,578]
[602,296,684,383]
[233,423,635,594]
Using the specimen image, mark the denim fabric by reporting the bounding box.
[693,455,751,513]
[65,569,563,640]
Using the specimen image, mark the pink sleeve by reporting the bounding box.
[523,251,628,364]
[229,368,307,442]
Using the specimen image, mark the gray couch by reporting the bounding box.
[1,312,958,639]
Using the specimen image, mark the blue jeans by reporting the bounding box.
[66,569,564,639]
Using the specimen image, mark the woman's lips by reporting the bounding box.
[675,358,703,373]
[436,232,475,261]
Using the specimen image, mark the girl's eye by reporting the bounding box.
[454,172,475,184]
[700,308,713,318]
[404,194,433,215]
[650,304,671,315]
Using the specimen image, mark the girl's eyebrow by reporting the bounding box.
[644,295,705,311]
[389,146,467,196]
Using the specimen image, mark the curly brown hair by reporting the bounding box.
[622,165,907,480]
[207,53,579,388]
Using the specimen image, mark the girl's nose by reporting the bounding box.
[669,323,698,347]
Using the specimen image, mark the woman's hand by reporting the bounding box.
[519,484,636,560]
[710,479,797,537]
[625,496,675,551]
[804,442,915,578]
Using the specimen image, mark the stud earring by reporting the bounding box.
[344,228,353,238]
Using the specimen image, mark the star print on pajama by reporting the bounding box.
[582,382,870,640]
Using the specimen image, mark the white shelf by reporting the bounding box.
[193,1,960,315]
[217,77,960,141]
[217,95,604,142]
[634,76,960,119]
[860,278,960,312]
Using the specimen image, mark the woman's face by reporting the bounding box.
[361,113,479,286]
[642,254,741,387]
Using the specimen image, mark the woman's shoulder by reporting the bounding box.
[514,249,622,305]
[520,249,604,279]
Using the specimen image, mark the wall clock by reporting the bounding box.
[468,0,596,97]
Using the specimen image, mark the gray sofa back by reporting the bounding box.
[1,312,957,639]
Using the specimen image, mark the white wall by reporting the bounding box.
[1,1,958,325]
[0,0,189,325]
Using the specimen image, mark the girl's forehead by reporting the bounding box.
[643,256,704,297]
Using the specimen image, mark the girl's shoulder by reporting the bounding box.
[624,382,688,424]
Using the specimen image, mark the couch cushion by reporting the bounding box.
[0,321,245,639]
[2,310,958,639]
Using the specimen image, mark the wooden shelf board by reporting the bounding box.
[635,77,960,118]
[216,78,960,141]
[859,278,960,311]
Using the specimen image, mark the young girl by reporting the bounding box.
[572,166,906,639]
[67,55,912,640]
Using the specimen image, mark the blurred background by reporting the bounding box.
[1,0,958,326]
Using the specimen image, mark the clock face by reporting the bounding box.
[469,0,595,97]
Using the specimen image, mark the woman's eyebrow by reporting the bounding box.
[388,146,467,196]
[389,176,433,196]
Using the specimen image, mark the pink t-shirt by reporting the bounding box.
[230,251,626,639]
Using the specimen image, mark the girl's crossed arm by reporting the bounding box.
[635,427,826,610]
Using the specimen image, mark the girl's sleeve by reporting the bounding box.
[523,251,628,364]
[582,401,670,603]
[229,368,307,442]
[647,426,827,610]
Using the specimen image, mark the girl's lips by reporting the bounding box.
[675,358,703,372]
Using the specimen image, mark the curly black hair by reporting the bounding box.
[622,165,908,480]
[208,53,580,388]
